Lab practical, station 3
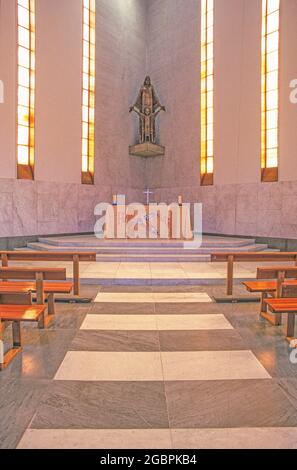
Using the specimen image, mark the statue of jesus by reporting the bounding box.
[129,76,165,145]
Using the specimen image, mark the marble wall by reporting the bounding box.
[1,0,297,240]
[145,0,297,240]
[0,0,146,238]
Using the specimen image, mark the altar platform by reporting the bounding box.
[26,234,269,262]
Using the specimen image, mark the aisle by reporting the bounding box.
[17,287,297,449]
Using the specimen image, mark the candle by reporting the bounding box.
[178,195,183,205]
[112,195,117,205]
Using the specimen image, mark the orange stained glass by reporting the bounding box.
[261,0,280,174]
[82,0,96,182]
[17,0,35,175]
[201,0,214,185]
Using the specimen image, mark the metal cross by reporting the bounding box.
[143,188,154,205]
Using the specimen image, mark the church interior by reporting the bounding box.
[1,0,297,451]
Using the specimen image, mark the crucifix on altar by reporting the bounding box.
[143,188,154,205]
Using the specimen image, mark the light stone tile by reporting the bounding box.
[18,429,173,449]
[54,351,163,381]
[80,314,233,331]
[172,428,297,449]
[161,351,271,381]
[94,292,155,303]
[80,314,158,330]
[93,292,212,303]
[152,293,212,303]
[156,314,233,331]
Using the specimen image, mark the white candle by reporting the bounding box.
[178,195,183,205]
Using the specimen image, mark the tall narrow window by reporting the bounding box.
[200,0,214,186]
[261,0,280,182]
[82,0,95,185]
[17,0,35,180]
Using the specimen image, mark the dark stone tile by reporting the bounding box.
[165,379,297,429]
[31,381,169,429]
[48,308,87,330]
[237,324,288,349]
[278,378,297,411]
[159,330,248,351]
[252,345,297,378]
[155,303,221,315]
[0,379,49,449]
[0,329,76,380]
[71,330,160,352]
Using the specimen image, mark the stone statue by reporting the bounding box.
[129,76,165,144]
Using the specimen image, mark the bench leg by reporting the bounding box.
[73,256,80,296]
[43,294,55,328]
[227,256,234,296]
[0,321,22,371]
[260,292,282,326]
[12,321,21,347]
[285,313,296,345]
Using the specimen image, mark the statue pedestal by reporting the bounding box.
[129,143,165,157]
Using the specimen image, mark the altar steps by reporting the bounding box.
[24,235,271,263]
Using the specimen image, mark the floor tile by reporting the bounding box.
[165,379,297,428]
[156,314,232,330]
[159,330,248,351]
[54,352,163,381]
[0,379,49,449]
[30,381,169,429]
[80,314,232,331]
[71,330,160,352]
[80,314,157,330]
[18,429,172,449]
[93,292,212,303]
[161,351,271,381]
[171,428,297,449]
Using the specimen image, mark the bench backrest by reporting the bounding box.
[211,252,297,262]
[0,292,32,305]
[0,267,66,281]
[257,267,297,280]
[0,251,96,263]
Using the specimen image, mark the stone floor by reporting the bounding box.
[5,259,294,283]
[0,281,297,449]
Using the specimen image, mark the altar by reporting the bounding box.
[104,202,193,240]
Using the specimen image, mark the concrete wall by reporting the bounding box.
[146,0,297,239]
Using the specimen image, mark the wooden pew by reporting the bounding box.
[265,298,297,347]
[0,292,46,370]
[244,267,297,326]
[210,252,297,296]
[0,267,67,326]
[0,251,97,296]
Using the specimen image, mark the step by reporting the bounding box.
[26,241,268,254]
[37,235,258,249]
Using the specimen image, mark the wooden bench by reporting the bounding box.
[0,267,67,326]
[0,251,97,296]
[244,267,297,326]
[210,252,297,296]
[0,292,46,370]
[265,298,297,347]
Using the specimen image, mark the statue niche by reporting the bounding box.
[129,76,165,157]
